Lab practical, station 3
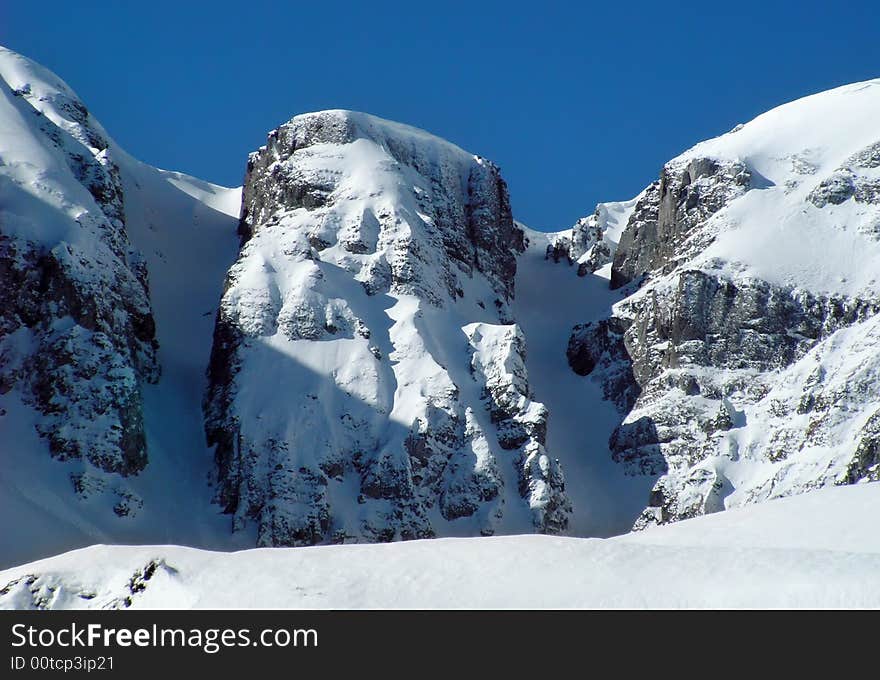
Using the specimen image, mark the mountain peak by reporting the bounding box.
[206,103,566,546]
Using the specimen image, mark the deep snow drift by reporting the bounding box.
[3,483,879,609]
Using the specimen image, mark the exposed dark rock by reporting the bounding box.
[841,410,880,484]
[571,143,880,531]
[611,158,750,289]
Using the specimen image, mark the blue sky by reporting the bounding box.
[3,1,879,230]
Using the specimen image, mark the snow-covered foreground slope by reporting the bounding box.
[3,483,879,609]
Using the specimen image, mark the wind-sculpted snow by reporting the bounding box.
[568,78,880,529]
[0,48,158,492]
[205,110,569,546]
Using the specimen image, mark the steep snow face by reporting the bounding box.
[681,79,880,298]
[0,47,245,569]
[204,110,569,546]
[570,78,880,529]
[4,483,880,609]
[612,79,880,296]
[514,224,656,537]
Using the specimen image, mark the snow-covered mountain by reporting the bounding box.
[0,46,248,567]
[204,110,568,546]
[568,78,880,528]
[2,43,880,596]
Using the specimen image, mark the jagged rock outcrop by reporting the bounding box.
[586,271,880,527]
[610,158,751,289]
[807,141,880,209]
[567,317,638,412]
[465,323,569,532]
[546,216,611,276]
[205,110,569,546]
[0,49,158,491]
[544,196,639,277]
[236,111,522,308]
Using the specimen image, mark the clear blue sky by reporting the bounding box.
[3,1,878,230]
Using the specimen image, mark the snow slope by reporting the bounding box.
[100,158,248,550]
[3,483,879,609]
[681,79,880,298]
[514,225,653,536]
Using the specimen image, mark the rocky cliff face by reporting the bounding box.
[0,49,158,506]
[610,158,751,289]
[568,79,880,529]
[204,110,569,546]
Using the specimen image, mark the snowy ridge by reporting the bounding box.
[677,78,880,298]
[0,47,159,491]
